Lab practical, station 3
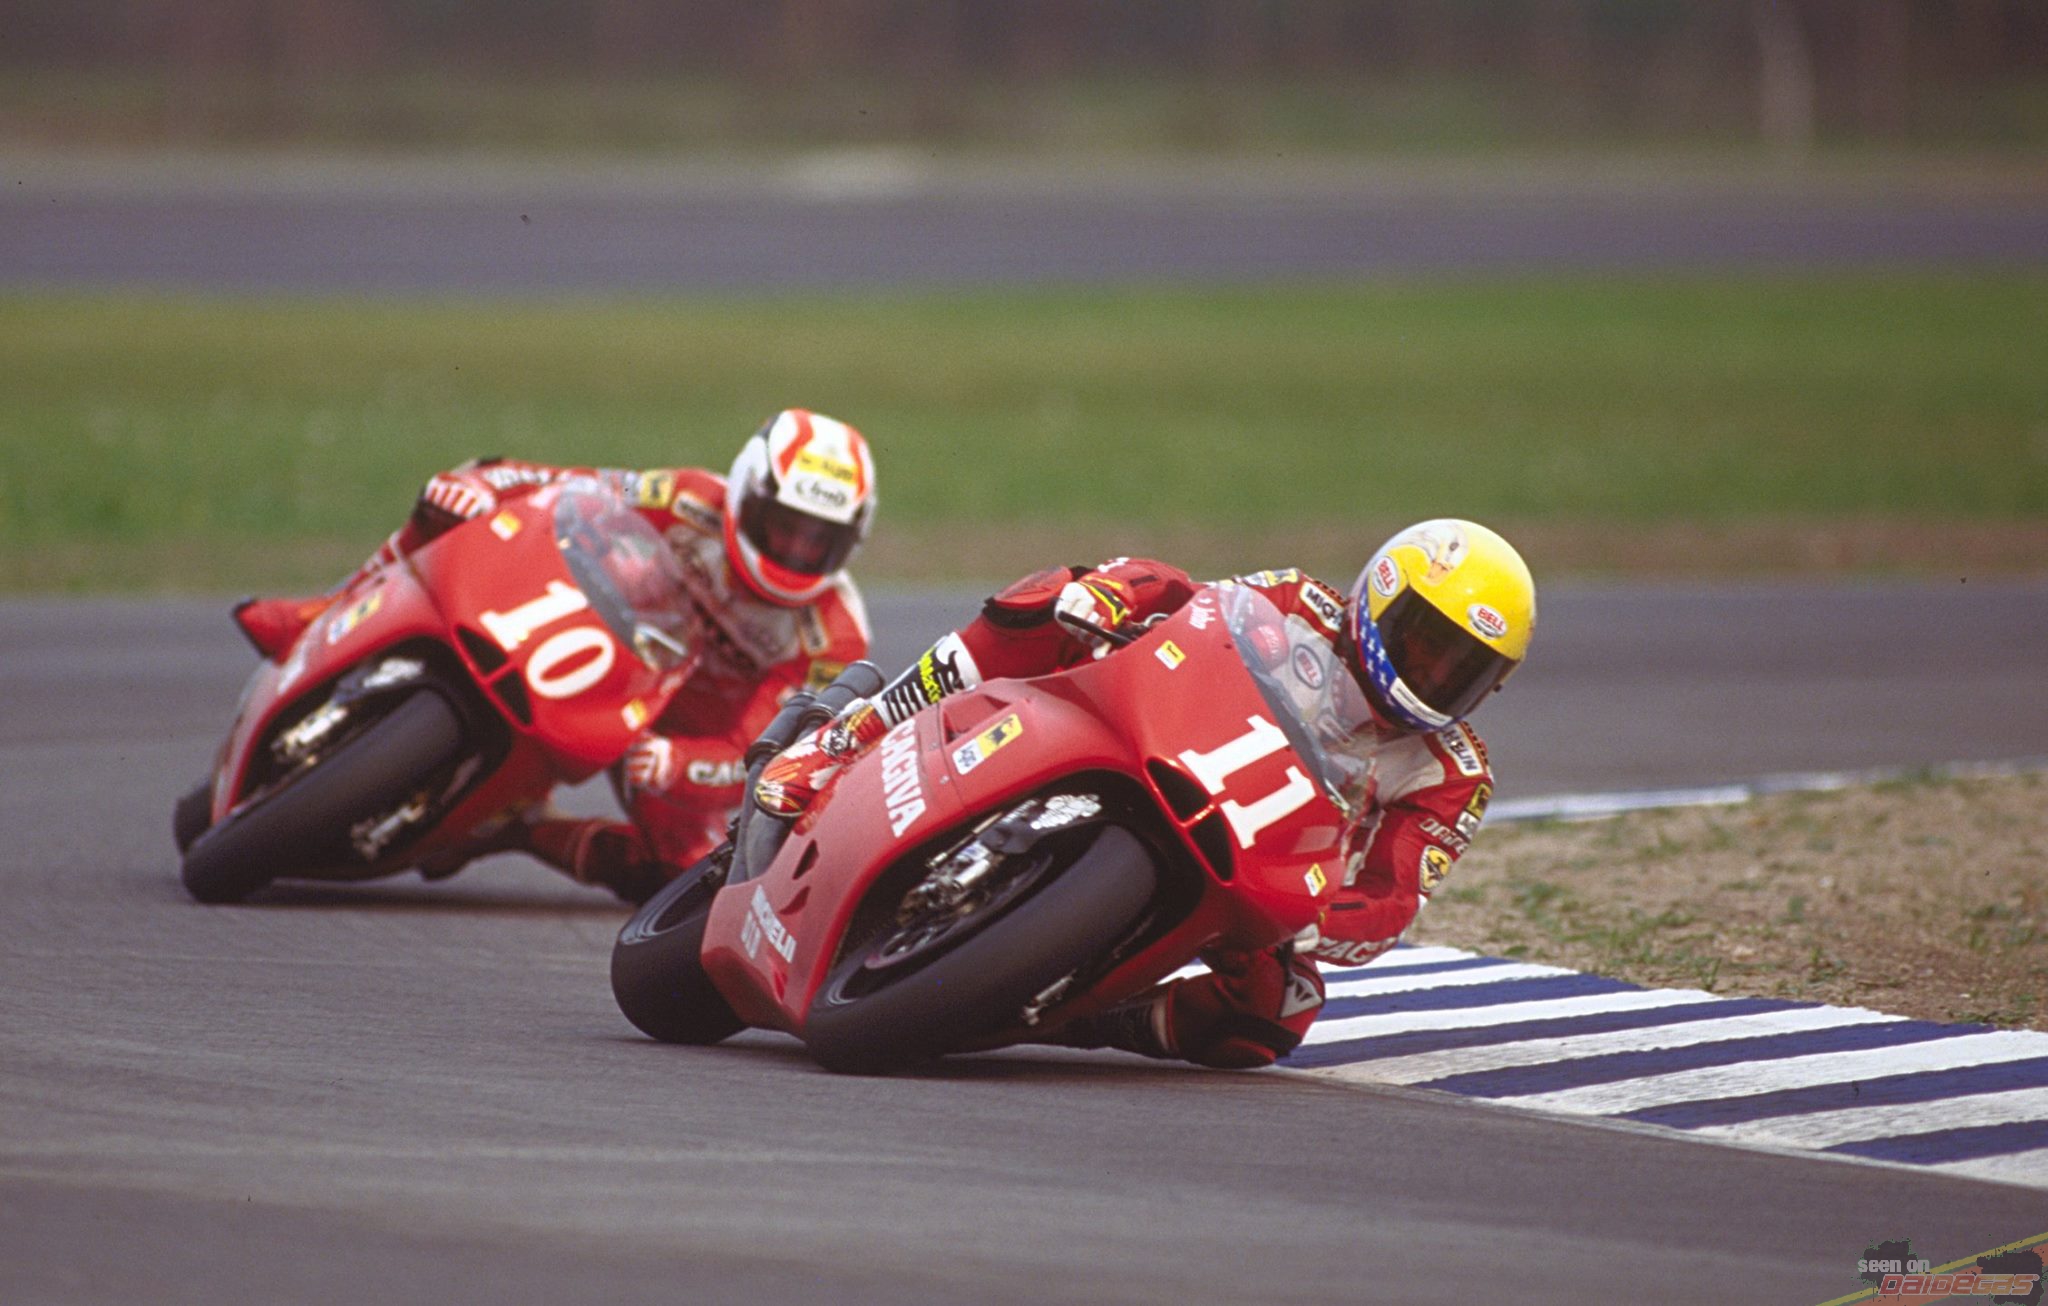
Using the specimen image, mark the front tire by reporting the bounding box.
[610,855,745,1045]
[172,781,212,854]
[179,691,464,904]
[805,823,1158,1075]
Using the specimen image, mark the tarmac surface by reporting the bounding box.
[2,587,2045,1305]
[5,154,2046,290]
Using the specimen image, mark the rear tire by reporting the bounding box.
[805,824,1158,1075]
[610,855,746,1045]
[179,692,465,905]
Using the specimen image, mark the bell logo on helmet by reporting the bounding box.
[1370,555,1401,598]
[1468,603,1509,640]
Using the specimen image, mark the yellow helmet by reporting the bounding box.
[1346,519,1536,732]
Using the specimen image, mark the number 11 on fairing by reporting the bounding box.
[1177,716,1317,848]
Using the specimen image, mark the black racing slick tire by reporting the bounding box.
[804,824,1158,1076]
[610,856,746,1045]
[172,781,212,854]
[179,691,464,905]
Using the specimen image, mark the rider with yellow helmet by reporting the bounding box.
[755,518,1537,1070]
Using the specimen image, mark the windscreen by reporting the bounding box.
[1220,583,1378,818]
[553,481,697,671]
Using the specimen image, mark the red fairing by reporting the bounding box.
[206,480,689,886]
[696,582,1348,1042]
[410,460,871,874]
[922,559,1502,1029]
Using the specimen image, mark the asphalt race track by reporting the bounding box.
[5,156,2047,290]
[3,587,2046,1305]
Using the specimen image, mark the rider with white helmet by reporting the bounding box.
[231,409,878,902]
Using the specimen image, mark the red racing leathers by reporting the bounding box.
[868,557,1495,1066]
[354,458,871,897]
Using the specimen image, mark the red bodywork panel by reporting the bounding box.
[700,584,1346,1040]
[209,483,689,877]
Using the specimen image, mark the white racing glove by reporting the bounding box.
[1053,577,1136,659]
[418,470,499,524]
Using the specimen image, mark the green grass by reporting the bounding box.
[2,273,2044,589]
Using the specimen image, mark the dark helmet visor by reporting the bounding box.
[1374,588,1517,722]
[738,491,862,577]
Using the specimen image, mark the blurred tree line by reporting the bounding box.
[4,0,2045,153]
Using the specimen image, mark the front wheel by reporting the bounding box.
[610,854,745,1045]
[179,691,464,904]
[805,823,1158,1075]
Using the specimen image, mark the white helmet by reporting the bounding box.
[724,410,876,605]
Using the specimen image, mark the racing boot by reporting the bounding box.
[231,594,331,662]
[1044,946,1326,1070]
[528,815,670,905]
[412,808,541,882]
[752,699,889,818]
[1040,991,1174,1061]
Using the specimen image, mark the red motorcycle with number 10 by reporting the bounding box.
[611,581,1371,1074]
[177,479,702,904]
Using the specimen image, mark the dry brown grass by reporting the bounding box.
[1412,770,2048,1029]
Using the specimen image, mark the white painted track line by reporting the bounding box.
[1353,1006,1904,1086]
[1497,1031,2048,1114]
[1323,961,1573,998]
[1306,987,1722,1046]
[1694,1086,2048,1149]
[1933,1145,2048,1185]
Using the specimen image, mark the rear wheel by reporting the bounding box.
[610,853,745,1045]
[179,692,465,904]
[805,824,1158,1075]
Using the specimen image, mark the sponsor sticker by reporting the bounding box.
[1032,793,1101,830]
[1418,844,1453,894]
[1291,644,1325,689]
[741,884,797,964]
[798,606,831,657]
[788,474,853,514]
[1313,936,1399,967]
[1300,581,1346,634]
[952,713,1024,776]
[1457,782,1492,839]
[879,719,927,837]
[1370,555,1401,598]
[489,511,523,540]
[670,492,721,533]
[1437,725,1487,779]
[1468,603,1509,641]
[685,758,747,788]
[480,464,554,491]
[1280,970,1323,1019]
[1155,640,1186,670]
[794,449,859,486]
[634,470,677,510]
[1237,568,1299,588]
[1304,863,1327,895]
[1419,816,1470,853]
[621,699,649,730]
[326,592,383,644]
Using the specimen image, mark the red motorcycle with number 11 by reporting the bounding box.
[177,479,702,904]
[611,581,1371,1073]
